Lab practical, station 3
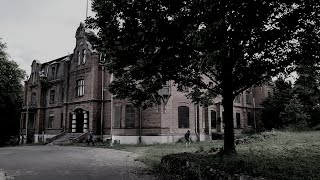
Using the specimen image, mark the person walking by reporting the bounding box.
[87,131,95,146]
[185,130,191,148]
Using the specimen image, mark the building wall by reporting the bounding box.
[21,23,273,144]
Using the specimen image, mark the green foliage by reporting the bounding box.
[261,78,293,129]
[158,131,320,180]
[0,39,25,137]
[262,73,320,129]
[283,95,309,129]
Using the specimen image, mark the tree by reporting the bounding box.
[283,94,309,129]
[294,64,320,127]
[87,0,312,154]
[0,39,25,137]
[261,78,293,129]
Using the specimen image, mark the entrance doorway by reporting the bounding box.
[75,109,84,133]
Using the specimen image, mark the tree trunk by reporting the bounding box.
[222,88,236,154]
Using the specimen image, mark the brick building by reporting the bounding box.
[20,23,273,144]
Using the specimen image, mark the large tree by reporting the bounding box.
[293,1,320,127]
[87,0,313,154]
[0,39,25,137]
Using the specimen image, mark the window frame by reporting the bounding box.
[125,105,135,128]
[246,91,252,104]
[31,92,36,106]
[51,66,56,79]
[178,106,190,128]
[82,49,86,64]
[113,105,122,128]
[77,51,81,65]
[49,90,55,104]
[76,79,85,97]
[48,115,54,129]
[211,110,217,129]
[236,112,241,128]
[247,112,253,126]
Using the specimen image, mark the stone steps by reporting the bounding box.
[51,133,84,145]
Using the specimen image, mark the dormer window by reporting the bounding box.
[82,49,86,64]
[77,51,81,65]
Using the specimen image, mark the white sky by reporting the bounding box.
[0,0,94,75]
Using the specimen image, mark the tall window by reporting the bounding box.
[236,113,241,128]
[82,49,86,64]
[247,112,253,126]
[48,115,54,128]
[28,113,35,129]
[77,51,81,65]
[178,106,189,128]
[50,90,55,103]
[61,88,64,101]
[125,105,135,128]
[60,113,63,128]
[76,79,85,97]
[51,66,56,79]
[31,93,36,106]
[246,91,252,104]
[211,110,217,128]
[114,105,122,128]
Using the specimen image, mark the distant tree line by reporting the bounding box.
[262,67,320,130]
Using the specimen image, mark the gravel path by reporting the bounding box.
[0,146,155,180]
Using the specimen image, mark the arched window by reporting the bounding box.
[178,106,189,128]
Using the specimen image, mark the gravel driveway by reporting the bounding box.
[0,145,155,180]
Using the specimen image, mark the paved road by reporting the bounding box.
[0,145,155,180]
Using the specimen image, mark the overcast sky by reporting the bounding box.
[0,0,94,75]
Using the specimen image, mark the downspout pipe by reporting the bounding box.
[139,107,142,144]
[25,78,29,144]
[101,66,104,139]
[110,74,114,146]
[194,104,197,139]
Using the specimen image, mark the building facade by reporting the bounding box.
[20,23,273,144]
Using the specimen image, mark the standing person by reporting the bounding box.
[87,131,95,146]
[17,133,25,146]
[185,130,191,148]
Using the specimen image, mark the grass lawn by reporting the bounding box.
[74,131,320,179]
[233,130,320,179]
[75,140,223,166]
